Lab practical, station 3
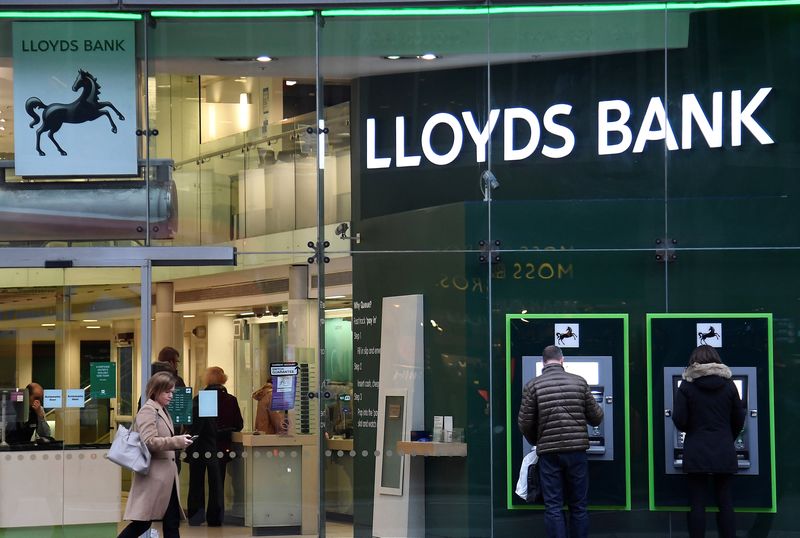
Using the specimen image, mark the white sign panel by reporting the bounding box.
[65,388,85,408]
[12,22,137,177]
[43,389,63,409]
[554,323,580,348]
[198,390,218,418]
[696,322,723,347]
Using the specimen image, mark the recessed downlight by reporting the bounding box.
[183,314,196,318]
[385,55,401,60]
[285,80,297,86]
[82,319,98,323]
[256,55,273,62]
[86,326,101,329]
[41,323,55,327]
[418,53,438,60]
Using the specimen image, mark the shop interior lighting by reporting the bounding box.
[382,54,440,61]
[150,10,314,19]
[86,326,102,329]
[41,323,56,327]
[256,56,274,63]
[82,319,98,323]
[322,0,800,17]
[285,80,298,86]
[0,11,141,20]
[183,314,196,318]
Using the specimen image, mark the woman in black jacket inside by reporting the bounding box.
[672,345,746,538]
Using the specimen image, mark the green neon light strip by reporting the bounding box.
[505,313,630,511]
[150,10,314,18]
[646,313,776,513]
[0,11,141,20]
[322,0,800,17]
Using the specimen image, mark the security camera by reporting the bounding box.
[335,222,361,244]
[481,170,499,190]
[481,170,500,202]
[267,304,282,317]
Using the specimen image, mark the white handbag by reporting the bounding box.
[108,422,151,475]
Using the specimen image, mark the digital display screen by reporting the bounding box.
[733,379,744,399]
[535,361,599,385]
[675,376,746,404]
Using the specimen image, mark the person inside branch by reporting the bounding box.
[7,382,53,444]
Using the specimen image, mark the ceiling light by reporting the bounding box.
[224,313,237,317]
[82,319,98,323]
[183,314,195,318]
[86,326,101,329]
[41,323,55,327]
[256,55,273,63]
[418,53,438,61]
[327,295,346,299]
[0,118,5,122]
[285,80,297,86]
[240,311,255,316]
[385,55,401,60]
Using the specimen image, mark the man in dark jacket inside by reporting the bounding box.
[518,345,604,538]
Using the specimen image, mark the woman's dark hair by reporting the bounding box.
[689,345,722,366]
[157,346,180,366]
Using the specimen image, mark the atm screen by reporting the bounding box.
[733,377,747,405]
[535,361,600,385]
[675,376,747,405]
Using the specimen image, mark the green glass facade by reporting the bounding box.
[0,2,797,537]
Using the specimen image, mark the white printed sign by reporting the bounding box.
[554,323,580,348]
[696,322,722,347]
[66,388,85,408]
[43,389,63,409]
[12,22,137,177]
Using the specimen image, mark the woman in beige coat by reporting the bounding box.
[118,372,193,538]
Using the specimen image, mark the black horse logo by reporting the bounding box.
[698,326,720,345]
[556,326,578,345]
[25,69,124,156]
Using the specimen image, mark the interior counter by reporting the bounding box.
[232,433,318,536]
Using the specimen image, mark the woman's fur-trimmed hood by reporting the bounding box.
[683,362,732,382]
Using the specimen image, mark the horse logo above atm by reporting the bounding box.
[555,323,580,348]
[696,322,722,347]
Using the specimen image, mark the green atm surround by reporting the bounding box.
[505,313,631,511]
[646,313,777,513]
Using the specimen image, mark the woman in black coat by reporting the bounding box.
[672,345,746,538]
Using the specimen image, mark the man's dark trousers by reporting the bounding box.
[538,450,589,538]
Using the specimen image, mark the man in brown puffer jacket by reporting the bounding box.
[518,345,604,538]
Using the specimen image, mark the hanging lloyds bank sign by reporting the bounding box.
[365,88,774,169]
[12,22,137,177]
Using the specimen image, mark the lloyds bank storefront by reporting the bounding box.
[0,0,797,537]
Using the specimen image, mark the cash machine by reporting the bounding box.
[647,313,775,512]
[663,366,758,475]
[525,356,614,461]
[506,314,629,510]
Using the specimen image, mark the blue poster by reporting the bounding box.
[270,362,298,411]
